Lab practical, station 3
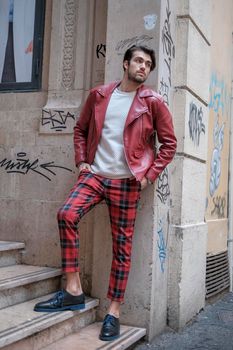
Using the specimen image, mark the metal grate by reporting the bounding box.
[205,251,230,299]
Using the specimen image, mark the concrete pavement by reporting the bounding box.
[133,292,233,350]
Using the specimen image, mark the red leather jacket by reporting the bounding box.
[74,81,177,182]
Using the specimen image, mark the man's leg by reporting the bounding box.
[34,171,104,312]
[99,177,141,340]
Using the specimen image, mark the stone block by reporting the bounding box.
[175,19,210,103]
[74,0,95,90]
[170,156,207,225]
[0,200,19,240]
[15,92,47,110]
[36,134,74,147]
[206,219,228,254]
[168,222,207,329]
[173,89,208,161]
[177,0,211,43]
[0,94,16,111]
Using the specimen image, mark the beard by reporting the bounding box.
[127,71,147,84]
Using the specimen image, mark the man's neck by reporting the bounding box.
[119,79,142,92]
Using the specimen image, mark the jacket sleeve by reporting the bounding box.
[73,91,95,166]
[146,99,177,182]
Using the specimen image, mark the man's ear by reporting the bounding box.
[123,60,129,70]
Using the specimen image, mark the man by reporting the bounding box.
[34,45,177,341]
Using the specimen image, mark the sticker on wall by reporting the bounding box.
[143,14,157,30]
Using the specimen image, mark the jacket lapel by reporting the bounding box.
[125,91,149,128]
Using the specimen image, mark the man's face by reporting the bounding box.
[124,50,152,84]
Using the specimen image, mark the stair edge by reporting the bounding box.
[0,297,99,348]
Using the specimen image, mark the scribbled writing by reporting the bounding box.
[41,109,75,131]
[159,77,169,106]
[96,44,106,58]
[209,116,224,196]
[159,0,175,106]
[209,73,230,117]
[156,168,170,204]
[189,102,205,146]
[0,152,73,181]
[161,0,175,86]
[157,220,167,273]
[211,195,226,218]
[115,35,153,55]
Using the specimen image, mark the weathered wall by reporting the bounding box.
[205,0,232,255]
[168,0,211,329]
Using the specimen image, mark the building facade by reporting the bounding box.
[0,0,233,341]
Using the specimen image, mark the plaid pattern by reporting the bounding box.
[57,170,141,302]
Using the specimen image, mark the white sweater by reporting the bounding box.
[91,88,136,178]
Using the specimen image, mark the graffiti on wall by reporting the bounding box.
[96,44,106,58]
[0,152,73,181]
[207,73,230,220]
[209,73,230,117]
[41,109,75,132]
[159,0,175,106]
[156,168,170,204]
[157,219,167,273]
[209,115,225,197]
[115,35,153,55]
[211,195,226,219]
[189,102,205,146]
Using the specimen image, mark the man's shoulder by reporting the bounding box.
[139,85,163,101]
[90,81,119,95]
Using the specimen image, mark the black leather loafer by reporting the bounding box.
[99,314,120,341]
[34,290,85,312]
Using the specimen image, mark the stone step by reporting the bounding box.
[41,322,146,350]
[0,241,25,267]
[0,294,99,350]
[0,265,62,309]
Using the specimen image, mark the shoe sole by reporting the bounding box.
[34,303,85,312]
[99,334,120,341]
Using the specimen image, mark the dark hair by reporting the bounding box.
[123,45,156,71]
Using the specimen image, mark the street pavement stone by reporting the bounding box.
[133,292,233,350]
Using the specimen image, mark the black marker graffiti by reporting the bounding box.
[162,0,175,86]
[211,195,226,219]
[159,0,175,106]
[115,35,153,55]
[41,109,75,131]
[96,44,106,58]
[0,152,73,181]
[159,78,169,106]
[156,168,170,204]
[189,102,205,146]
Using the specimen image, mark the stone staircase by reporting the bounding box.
[0,241,146,349]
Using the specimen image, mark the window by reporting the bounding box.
[0,0,45,92]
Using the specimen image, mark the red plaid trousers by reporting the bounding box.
[57,170,141,302]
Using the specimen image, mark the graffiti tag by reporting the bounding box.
[209,116,224,196]
[189,102,205,146]
[41,109,75,132]
[211,195,226,219]
[0,152,73,181]
[159,0,175,106]
[156,168,170,204]
[96,44,106,59]
[209,73,230,116]
[157,220,167,273]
